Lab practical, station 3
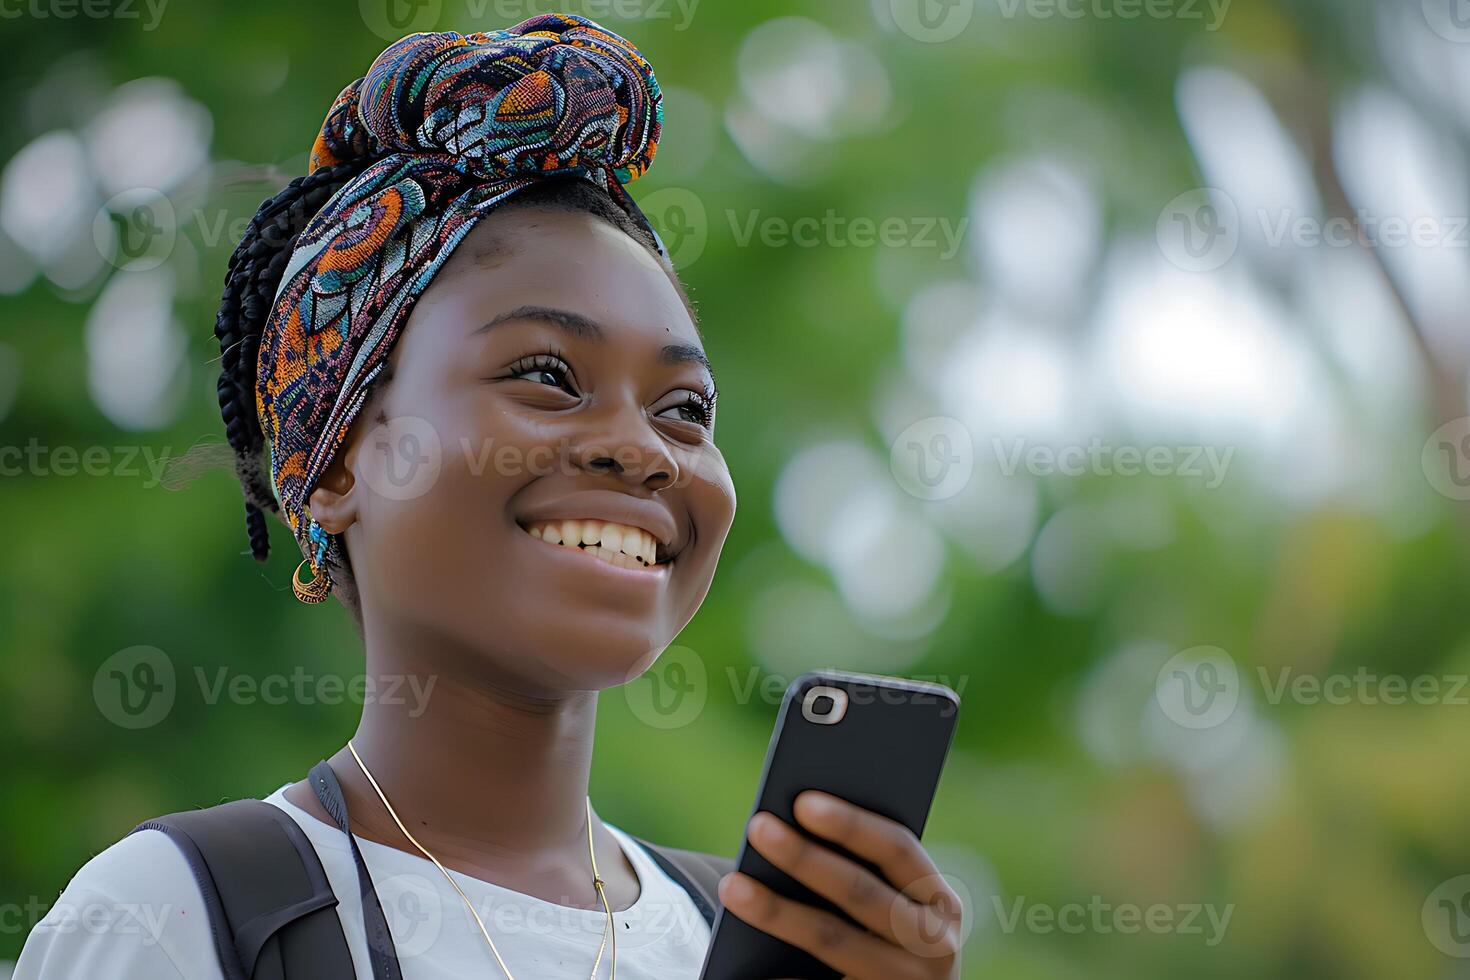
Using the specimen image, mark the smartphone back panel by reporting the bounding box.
[698,671,960,980]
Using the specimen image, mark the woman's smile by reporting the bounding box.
[521,519,674,580]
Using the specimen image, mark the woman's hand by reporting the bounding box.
[717,790,963,980]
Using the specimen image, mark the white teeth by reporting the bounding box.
[522,519,665,569]
[561,519,582,547]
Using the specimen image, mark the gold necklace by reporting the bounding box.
[346,740,617,980]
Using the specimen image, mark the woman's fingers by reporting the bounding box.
[745,810,927,948]
[717,871,932,980]
[792,792,951,904]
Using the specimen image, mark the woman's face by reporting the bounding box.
[309,206,736,694]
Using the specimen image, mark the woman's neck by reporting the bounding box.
[342,659,600,858]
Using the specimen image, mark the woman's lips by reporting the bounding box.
[522,518,669,572]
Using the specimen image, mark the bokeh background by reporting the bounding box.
[4,0,1470,976]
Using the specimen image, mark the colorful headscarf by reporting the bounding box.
[255,13,665,569]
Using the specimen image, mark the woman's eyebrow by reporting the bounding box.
[475,305,603,338]
[474,305,717,387]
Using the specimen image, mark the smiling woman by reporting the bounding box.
[14,12,961,980]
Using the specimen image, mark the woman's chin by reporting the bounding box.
[479,625,673,693]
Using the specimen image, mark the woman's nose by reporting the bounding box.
[571,402,680,492]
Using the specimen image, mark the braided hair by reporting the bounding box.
[213,170,678,599]
[213,159,373,567]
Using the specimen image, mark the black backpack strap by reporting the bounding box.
[133,799,355,980]
[634,838,733,928]
[308,760,402,980]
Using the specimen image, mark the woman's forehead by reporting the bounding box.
[412,208,705,354]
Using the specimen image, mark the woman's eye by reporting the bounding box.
[521,368,566,387]
[656,393,714,429]
[509,355,577,394]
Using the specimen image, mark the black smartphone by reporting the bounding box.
[698,670,961,980]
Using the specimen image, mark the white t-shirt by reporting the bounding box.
[14,787,711,979]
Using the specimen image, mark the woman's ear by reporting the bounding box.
[308,451,359,536]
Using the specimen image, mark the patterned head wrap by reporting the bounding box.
[255,13,664,569]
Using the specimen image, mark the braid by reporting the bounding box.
[213,160,370,563]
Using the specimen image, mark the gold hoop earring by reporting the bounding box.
[293,520,333,604]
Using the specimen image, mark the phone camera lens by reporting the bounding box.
[811,694,836,716]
